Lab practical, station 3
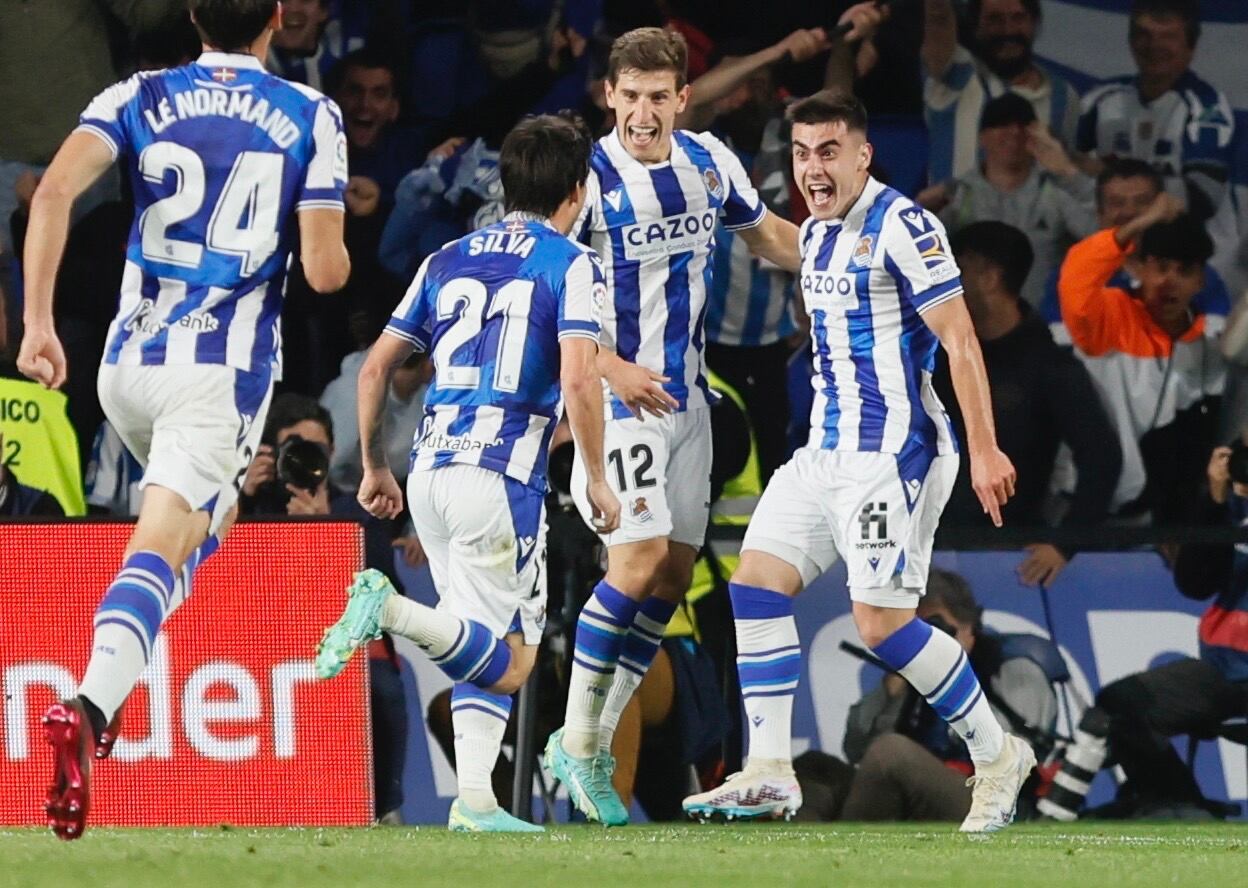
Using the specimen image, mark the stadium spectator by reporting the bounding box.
[0,0,178,326]
[267,0,358,91]
[239,393,410,822]
[0,430,64,517]
[695,36,818,483]
[377,138,505,284]
[934,222,1119,587]
[320,342,430,497]
[1039,442,1248,821]
[1076,0,1239,289]
[1058,193,1224,524]
[918,0,1082,184]
[331,49,424,215]
[84,422,144,517]
[1041,159,1232,346]
[793,570,1057,822]
[922,93,1096,308]
[269,49,421,398]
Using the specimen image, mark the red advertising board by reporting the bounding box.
[0,521,373,826]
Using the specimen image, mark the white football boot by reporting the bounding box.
[960,733,1037,833]
[682,759,802,822]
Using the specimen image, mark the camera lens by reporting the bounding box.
[277,437,330,492]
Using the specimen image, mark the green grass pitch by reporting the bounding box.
[1,823,1245,887]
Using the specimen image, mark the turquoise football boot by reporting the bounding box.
[315,569,393,679]
[543,728,629,826]
[448,799,545,833]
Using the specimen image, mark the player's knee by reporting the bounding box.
[486,638,538,695]
[606,538,669,596]
[852,603,914,649]
[730,551,804,597]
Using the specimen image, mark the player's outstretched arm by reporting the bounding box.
[738,210,802,274]
[297,207,351,293]
[17,131,114,388]
[562,337,621,533]
[355,332,411,519]
[922,297,1016,527]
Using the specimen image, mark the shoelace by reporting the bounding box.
[583,755,616,798]
[964,773,1012,818]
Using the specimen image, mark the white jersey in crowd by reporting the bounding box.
[577,129,765,418]
[800,176,961,457]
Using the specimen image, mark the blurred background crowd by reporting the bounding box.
[1,0,1247,826]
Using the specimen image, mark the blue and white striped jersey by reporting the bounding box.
[578,130,765,417]
[706,121,797,348]
[78,52,348,377]
[924,46,1080,184]
[800,177,960,456]
[386,214,604,492]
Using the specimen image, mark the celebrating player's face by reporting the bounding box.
[791,121,872,221]
[605,68,689,164]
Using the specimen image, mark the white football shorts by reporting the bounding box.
[97,363,272,535]
[741,446,959,608]
[407,464,547,645]
[571,406,711,549]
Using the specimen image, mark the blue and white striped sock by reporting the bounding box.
[871,618,1004,764]
[451,683,513,812]
[597,595,678,754]
[77,551,177,722]
[731,583,801,764]
[562,581,640,758]
[382,596,512,688]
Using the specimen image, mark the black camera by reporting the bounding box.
[1229,440,1248,486]
[248,435,331,514]
[276,435,330,492]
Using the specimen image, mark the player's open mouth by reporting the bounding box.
[808,183,834,208]
[283,12,308,30]
[628,125,659,148]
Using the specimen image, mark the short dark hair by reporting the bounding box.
[968,0,1042,28]
[189,0,276,52]
[263,393,334,446]
[607,27,689,89]
[920,569,984,635]
[1130,0,1201,47]
[1137,213,1214,268]
[978,92,1037,131]
[950,221,1034,296]
[786,90,869,134]
[500,112,592,217]
[327,46,399,97]
[1095,157,1165,208]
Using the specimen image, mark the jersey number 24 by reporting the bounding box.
[139,142,282,275]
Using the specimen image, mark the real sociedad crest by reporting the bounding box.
[703,167,724,199]
[851,234,874,268]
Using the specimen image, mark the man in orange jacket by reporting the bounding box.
[1058,191,1222,523]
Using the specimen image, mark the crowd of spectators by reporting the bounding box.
[0,0,1246,823]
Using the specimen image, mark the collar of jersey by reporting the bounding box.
[198,51,266,71]
[608,129,674,169]
[502,211,556,230]
[824,175,884,228]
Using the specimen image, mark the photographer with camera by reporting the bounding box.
[239,393,411,824]
[793,570,1058,822]
[1039,442,1248,821]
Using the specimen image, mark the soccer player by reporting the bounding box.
[16,0,350,840]
[546,27,802,826]
[314,112,621,832]
[681,92,1036,833]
